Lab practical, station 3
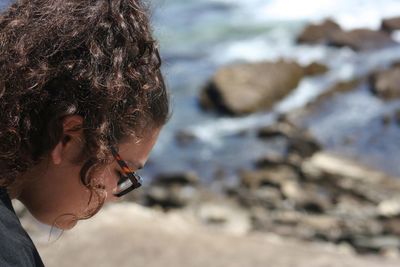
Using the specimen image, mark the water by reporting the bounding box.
[149,0,400,180]
[2,0,400,180]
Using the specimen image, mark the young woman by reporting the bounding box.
[0,0,169,266]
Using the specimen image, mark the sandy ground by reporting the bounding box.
[24,202,400,267]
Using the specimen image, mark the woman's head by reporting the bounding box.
[0,0,169,228]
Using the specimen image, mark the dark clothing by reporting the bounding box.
[0,187,45,267]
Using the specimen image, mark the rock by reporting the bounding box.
[196,202,252,235]
[301,152,400,205]
[378,198,400,217]
[297,19,342,44]
[300,197,332,214]
[391,61,400,68]
[281,180,304,201]
[153,172,199,186]
[342,218,384,237]
[284,79,363,126]
[300,159,324,181]
[328,29,397,51]
[351,236,400,253]
[287,131,321,158]
[369,67,400,100]
[395,109,400,126]
[144,172,200,209]
[309,79,362,107]
[272,210,303,226]
[227,186,284,210]
[199,60,304,115]
[300,215,342,241]
[382,113,393,126]
[381,16,400,32]
[257,122,294,139]
[145,184,198,209]
[303,62,329,76]
[175,130,197,146]
[381,247,400,259]
[301,152,391,185]
[333,195,378,219]
[301,215,340,233]
[249,206,274,230]
[254,153,288,169]
[341,181,397,205]
[240,166,299,190]
[282,182,332,214]
[235,150,400,254]
[257,121,321,159]
[252,187,283,208]
[384,218,400,236]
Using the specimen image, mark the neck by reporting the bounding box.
[6,181,24,199]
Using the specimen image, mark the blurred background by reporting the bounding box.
[4,0,400,266]
[148,0,400,180]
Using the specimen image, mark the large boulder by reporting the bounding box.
[328,29,397,51]
[381,16,400,32]
[297,19,342,44]
[369,67,400,100]
[199,60,304,115]
[303,62,329,76]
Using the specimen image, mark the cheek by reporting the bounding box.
[21,164,91,229]
[97,167,119,202]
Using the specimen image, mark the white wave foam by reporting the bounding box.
[187,113,275,145]
[247,0,400,30]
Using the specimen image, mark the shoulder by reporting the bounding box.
[0,198,44,267]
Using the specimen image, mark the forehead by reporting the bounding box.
[115,127,161,165]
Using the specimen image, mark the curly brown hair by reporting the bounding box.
[0,0,169,218]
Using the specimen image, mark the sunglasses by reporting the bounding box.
[110,147,143,197]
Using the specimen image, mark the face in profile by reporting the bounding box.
[16,116,161,230]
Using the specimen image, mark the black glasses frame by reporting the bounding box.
[110,147,143,197]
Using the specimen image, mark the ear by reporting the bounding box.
[50,115,84,165]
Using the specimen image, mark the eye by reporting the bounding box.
[113,170,123,180]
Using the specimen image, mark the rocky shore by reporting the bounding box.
[157,15,400,259]
[141,122,400,257]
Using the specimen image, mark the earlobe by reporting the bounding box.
[50,141,64,165]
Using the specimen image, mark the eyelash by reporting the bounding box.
[114,170,123,178]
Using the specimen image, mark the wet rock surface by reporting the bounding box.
[257,120,322,158]
[328,29,397,51]
[369,66,400,100]
[297,19,342,44]
[381,16,400,32]
[303,62,329,76]
[199,60,304,115]
[298,19,398,51]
